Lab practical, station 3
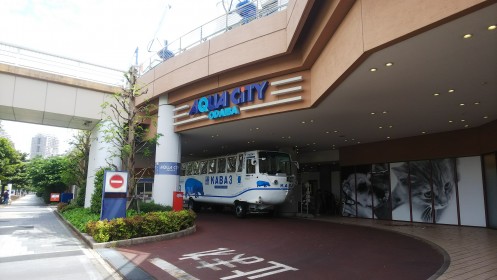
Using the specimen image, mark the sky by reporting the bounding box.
[0,0,229,156]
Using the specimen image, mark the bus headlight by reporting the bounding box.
[273,180,278,185]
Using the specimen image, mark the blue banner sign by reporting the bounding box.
[156,162,181,175]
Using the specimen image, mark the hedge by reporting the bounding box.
[85,210,196,243]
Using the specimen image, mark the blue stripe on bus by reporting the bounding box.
[198,187,289,199]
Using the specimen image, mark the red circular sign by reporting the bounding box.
[109,174,124,188]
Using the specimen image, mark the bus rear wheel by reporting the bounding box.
[234,202,247,218]
[188,199,201,212]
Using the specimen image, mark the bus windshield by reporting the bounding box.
[258,151,292,175]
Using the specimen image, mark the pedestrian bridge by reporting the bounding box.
[0,42,123,130]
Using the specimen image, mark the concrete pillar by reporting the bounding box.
[84,122,121,208]
[152,94,181,206]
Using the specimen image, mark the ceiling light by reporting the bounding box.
[448,89,455,93]
[370,112,376,115]
[483,116,488,119]
[386,136,391,139]
[459,103,465,106]
[357,141,361,144]
[474,102,480,105]
[385,62,393,67]
[422,131,426,134]
[301,121,306,124]
[325,131,330,134]
[488,25,496,30]
[463,33,472,39]
[389,125,393,128]
[379,126,383,129]
[464,125,469,128]
[433,93,440,96]
[382,111,387,114]
[370,68,377,72]
[449,120,453,123]
[461,119,466,122]
[333,130,338,133]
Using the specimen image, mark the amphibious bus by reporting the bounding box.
[179,150,297,218]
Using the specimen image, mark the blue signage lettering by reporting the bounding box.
[189,81,268,119]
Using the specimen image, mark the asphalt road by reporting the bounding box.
[117,211,445,280]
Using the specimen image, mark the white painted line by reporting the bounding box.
[173,115,209,126]
[270,76,302,86]
[271,86,302,96]
[150,258,199,280]
[239,96,302,111]
[173,105,190,112]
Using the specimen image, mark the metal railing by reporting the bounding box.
[139,0,288,75]
[0,41,125,86]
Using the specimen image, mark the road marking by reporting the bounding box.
[150,258,199,280]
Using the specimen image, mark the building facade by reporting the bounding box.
[30,134,59,158]
[132,0,497,228]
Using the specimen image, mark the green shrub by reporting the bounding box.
[137,201,173,213]
[57,202,69,212]
[60,207,100,232]
[90,168,110,214]
[85,210,196,242]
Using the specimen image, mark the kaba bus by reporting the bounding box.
[179,150,297,218]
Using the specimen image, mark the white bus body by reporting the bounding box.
[179,150,296,217]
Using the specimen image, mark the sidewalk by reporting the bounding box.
[0,194,123,280]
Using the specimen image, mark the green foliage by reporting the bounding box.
[0,137,27,188]
[27,156,70,203]
[90,168,110,214]
[85,210,196,243]
[60,207,100,232]
[137,201,173,213]
[65,131,91,207]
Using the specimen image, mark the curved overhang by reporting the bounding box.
[137,0,497,160]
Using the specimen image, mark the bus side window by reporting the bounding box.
[180,163,186,176]
[200,161,207,174]
[246,158,255,174]
[208,159,217,174]
[193,161,199,175]
[227,156,237,173]
[185,162,192,175]
[237,154,244,172]
[218,158,226,173]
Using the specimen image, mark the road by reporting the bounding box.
[0,194,121,280]
[117,211,445,280]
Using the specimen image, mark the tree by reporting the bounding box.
[62,130,91,206]
[0,137,26,189]
[100,66,160,207]
[27,156,69,203]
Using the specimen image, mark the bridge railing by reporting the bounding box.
[139,0,288,75]
[0,41,125,86]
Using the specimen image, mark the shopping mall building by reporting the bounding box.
[86,0,497,228]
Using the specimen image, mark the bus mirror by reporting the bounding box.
[251,159,257,165]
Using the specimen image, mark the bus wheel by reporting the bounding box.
[234,202,247,218]
[188,199,200,212]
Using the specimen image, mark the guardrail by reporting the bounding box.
[139,0,288,75]
[0,41,125,86]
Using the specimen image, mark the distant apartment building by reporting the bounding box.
[30,134,59,159]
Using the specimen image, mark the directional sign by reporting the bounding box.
[104,171,128,193]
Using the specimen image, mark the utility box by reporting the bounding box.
[173,191,184,211]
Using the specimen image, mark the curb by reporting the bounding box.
[54,210,196,249]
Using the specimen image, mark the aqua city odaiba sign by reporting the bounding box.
[189,81,268,120]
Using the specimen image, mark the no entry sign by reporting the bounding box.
[104,171,128,193]
[110,174,124,188]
